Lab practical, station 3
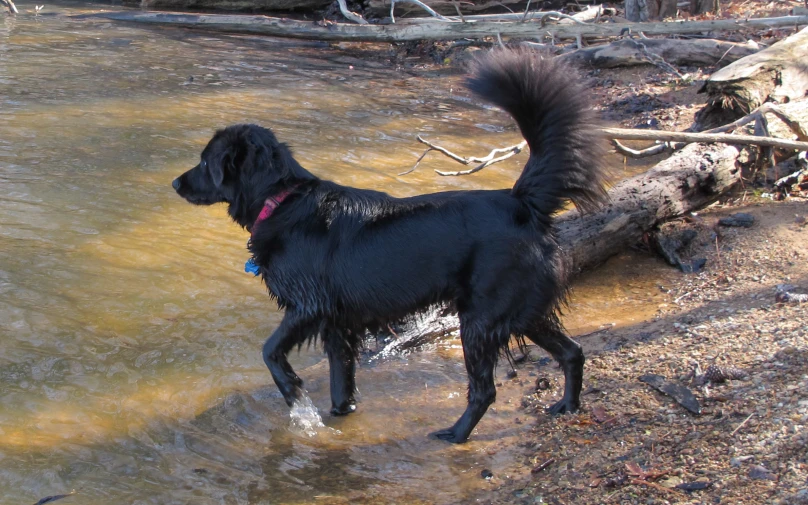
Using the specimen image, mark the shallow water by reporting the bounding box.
[1,4,674,504]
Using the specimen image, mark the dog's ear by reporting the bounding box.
[209,158,225,187]
[209,142,241,187]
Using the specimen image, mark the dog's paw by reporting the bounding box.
[547,398,580,415]
[429,428,468,444]
[330,403,357,416]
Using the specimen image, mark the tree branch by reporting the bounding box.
[337,0,369,25]
[1,0,18,14]
[389,0,456,23]
[403,135,527,176]
[612,140,677,158]
[602,127,808,151]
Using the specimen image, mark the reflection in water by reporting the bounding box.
[0,4,674,504]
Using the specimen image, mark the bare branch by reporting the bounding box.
[539,11,589,26]
[624,38,686,79]
[403,136,527,177]
[389,0,456,23]
[602,127,808,151]
[612,139,677,158]
[337,0,369,25]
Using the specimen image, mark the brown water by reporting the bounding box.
[0,4,675,504]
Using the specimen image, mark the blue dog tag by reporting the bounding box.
[244,258,260,276]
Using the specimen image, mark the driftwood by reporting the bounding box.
[1,0,18,14]
[695,26,808,130]
[82,12,808,43]
[381,142,743,352]
[613,100,808,158]
[396,5,620,24]
[397,5,614,24]
[603,127,808,151]
[557,38,759,69]
[366,0,524,17]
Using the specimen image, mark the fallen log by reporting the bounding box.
[379,142,743,353]
[613,100,808,159]
[396,5,616,24]
[602,127,808,151]
[694,26,808,130]
[80,11,808,43]
[557,38,759,69]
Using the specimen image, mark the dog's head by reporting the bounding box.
[172,124,313,228]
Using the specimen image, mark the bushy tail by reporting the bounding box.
[467,47,608,216]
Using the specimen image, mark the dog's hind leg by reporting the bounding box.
[324,328,357,416]
[262,312,317,407]
[431,322,498,444]
[525,323,584,415]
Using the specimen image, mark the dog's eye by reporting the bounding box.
[200,160,208,169]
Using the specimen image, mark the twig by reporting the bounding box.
[539,11,589,26]
[411,108,808,177]
[705,103,808,141]
[33,491,77,505]
[624,38,685,79]
[731,412,755,436]
[674,291,693,303]
[389,0,456,23]
[531,457,556,473]
[405,135,527,177]
[612,139,677,158]
[398,148,432,176]
[713,44,736,67]
[451,1,465,22]
[521,0,532,22]
[337,0,369,25]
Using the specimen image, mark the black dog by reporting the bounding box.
[172,48,607,443]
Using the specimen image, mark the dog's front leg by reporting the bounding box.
[262,311,316,407]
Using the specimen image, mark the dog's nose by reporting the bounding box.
[172,178,181,191]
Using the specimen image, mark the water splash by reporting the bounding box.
[289,395,327,437]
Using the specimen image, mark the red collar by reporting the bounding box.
[251,187,296,236]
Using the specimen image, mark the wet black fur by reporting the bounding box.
[172,47,607,443]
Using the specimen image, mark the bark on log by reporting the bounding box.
[694,26,808,130]
[378,142,743,353]
[81,11,808,43]
[557,38,758,69]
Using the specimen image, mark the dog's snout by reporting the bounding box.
[172,178,181,191]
